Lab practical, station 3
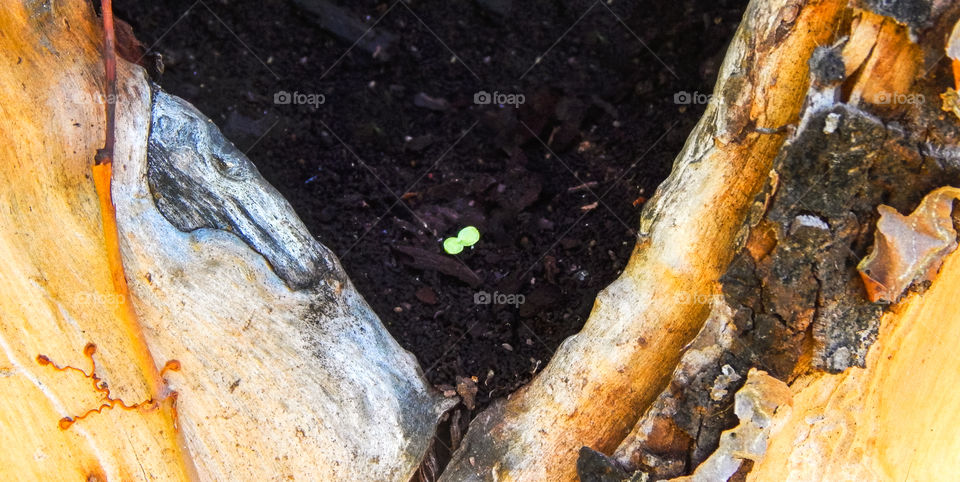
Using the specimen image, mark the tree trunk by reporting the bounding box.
[2,0,959,481]
[0,2,451,480]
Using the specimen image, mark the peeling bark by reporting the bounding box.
[858,186,960,302]
[5,0,960,480]
[588,1,960,480]
[672,369,792,482]
[441,0,849,479]
[0,1,454,480]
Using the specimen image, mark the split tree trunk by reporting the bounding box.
[1,0,959,481]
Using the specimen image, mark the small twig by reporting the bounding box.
[579,201,598,212]
[567,181,598,193]
[90,0,166,398]
[94,0,116,166]
[85,3,197,476]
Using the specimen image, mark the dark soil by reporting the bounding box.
[113,0,747,413]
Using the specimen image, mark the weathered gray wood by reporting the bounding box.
[112,79,455,480]
[146,88,339,291]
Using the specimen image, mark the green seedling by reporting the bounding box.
[443,226,481,255]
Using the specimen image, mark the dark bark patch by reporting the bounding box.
[860,0,932,30]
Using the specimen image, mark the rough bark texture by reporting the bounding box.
[4,0,960,480]
[0,1,453,480]
[441,0,849,479]
[0,2,193,479]
[146,89,340,292]
[588,1,960,480]
[750,248,960,480]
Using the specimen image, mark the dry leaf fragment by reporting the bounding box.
[455,376,478,410]
[858,186,960,303]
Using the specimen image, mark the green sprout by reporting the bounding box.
[443,226,481,255]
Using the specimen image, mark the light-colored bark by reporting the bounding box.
[750,249,960,481]
[4,0,960,480]
[441,0,847,479]
[0,1,452,480]
[0,1,193,479]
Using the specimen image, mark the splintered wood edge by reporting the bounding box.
[749,249,960,481]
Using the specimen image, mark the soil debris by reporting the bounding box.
[116,0,749,416]
[455,376,478,410]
